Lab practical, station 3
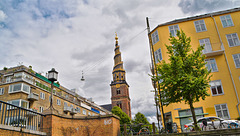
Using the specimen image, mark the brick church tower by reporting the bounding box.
[110,33,131,119]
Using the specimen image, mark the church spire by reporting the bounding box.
[110,33,131,119]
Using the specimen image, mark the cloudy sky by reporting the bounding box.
[0,0,240,123]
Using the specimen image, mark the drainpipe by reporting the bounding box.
[211,15,240,117]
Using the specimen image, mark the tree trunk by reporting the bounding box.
[189,101,200,131]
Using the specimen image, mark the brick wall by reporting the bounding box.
[43,113,120,136]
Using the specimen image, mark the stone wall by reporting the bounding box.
[0,124,46,136]
[42,113,120,136]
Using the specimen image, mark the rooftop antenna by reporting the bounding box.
[81,70,85,81]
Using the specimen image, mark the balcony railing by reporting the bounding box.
[70,108,77,115]
[28,93,39,101]
[0,100,45,131]
[63,106,72,112]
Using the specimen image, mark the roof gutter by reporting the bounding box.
[211,15,240,116]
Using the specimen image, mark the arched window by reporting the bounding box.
[117,89,121,94]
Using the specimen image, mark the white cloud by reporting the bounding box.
[0,0,239,122]
[0,10,6,22]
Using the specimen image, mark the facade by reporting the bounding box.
[0,65,110,117]
[149,7,240,129]
[110,34,131,119]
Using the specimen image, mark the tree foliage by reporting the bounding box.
[132,112,152,132]
[152,30,211,130]
[111,106,130,125]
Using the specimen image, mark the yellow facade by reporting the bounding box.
[150,8,240,129]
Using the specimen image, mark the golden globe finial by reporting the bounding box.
[115,32,118,41]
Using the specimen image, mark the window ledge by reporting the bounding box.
[212,93,224,97]
[9,90,29,95]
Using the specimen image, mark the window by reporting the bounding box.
[40,92,45,100]
[151,30,159,45]
[0,103,2,111]
[76,107,80,113]
[154,48,162,63]
[57,99,61,105]
[39,106,43,113]
[64,102,68,107]
[9,83,30,94]
[169,25,179,37]
[233,54,240,68]
[8,99,29,109]
[0,88,4,95]
[205,58,218,72]
[199,38,212,53]
[226,33,240,47]
[117,101,122,109]
[6,76,12,83]
[116,89,121,95]
[88,112,91,116]
[194,20,207,32]
[220,15,234,27]
[215,104,230,119]
[210,80,224,96]
[83,110,86,115]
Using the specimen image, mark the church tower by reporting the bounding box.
[110,33,131,119]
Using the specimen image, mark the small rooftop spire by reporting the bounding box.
[115,32,118,45]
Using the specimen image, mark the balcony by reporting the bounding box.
[70,108,77,115]
[63,106,72,112]
[203,50,224,57]
[28,93,39,101]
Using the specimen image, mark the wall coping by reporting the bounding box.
[0,124,46,136]
[44,112,120,120]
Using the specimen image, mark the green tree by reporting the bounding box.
[132,112,152,133]
[152,30,211,131]
[111,106,130,131]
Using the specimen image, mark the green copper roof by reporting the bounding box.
[35,73,60,88]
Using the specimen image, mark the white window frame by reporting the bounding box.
[57,99,61,105]
[40,92,45,100]
[199,38,212,53]
[154,48,162,63]
[168,25,179,37]
[210,80,224,96]
[7,99,29,109]
[233,54,240,68]
[6,76,13,83]
[9,83,30,94]
[151,30,159,45]
[205,58,218,72]
[88,112,91,116]
[0,87,4,95]
[39,106,43,113]
[83,109,86,115]
[226,33,240,47]
[220,15,234,28]
[194,20,207,32]
[215,104,230,119]
[76,107,80,113]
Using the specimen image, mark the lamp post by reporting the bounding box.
[47,68,58,110]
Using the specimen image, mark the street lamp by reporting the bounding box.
[48,68,58,109]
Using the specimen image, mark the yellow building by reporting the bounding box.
[149,7,240,130]
[0,65,110,117]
